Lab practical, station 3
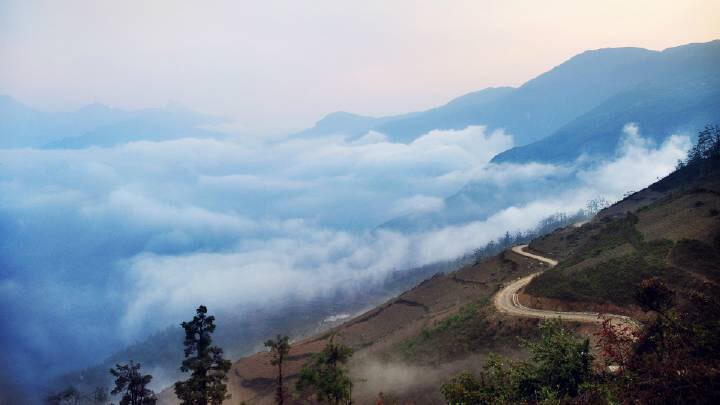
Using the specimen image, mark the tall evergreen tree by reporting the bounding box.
[264,334,291,404]
[109,361,157,405]
[174,305,232,405]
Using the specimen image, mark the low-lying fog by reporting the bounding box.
[0,123,688,393]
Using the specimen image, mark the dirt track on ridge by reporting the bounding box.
[493,245,639,328]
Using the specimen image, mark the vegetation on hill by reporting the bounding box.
[525,212,680,305]
[295,336,354,404]
[440,278,720,404]
[441,319,592,404]
[396,301,488,362]
[469,203,608,266]
[372,250,545,369]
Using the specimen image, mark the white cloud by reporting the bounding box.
[82,188,258,234]
[0,122,693,384]
[391,194,445,216]
[0,125,514,227]
[578,124,691,196]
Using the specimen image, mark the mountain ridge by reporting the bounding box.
[492,39,720,164]
[295,42,713,147]
[0,96,230,148]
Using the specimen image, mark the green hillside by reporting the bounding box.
[526,158,720,307]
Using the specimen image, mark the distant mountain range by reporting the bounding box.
[493,40,720,164]
[3,40,718,158]
[289,36,720,241]
[299,40,720,164]
[0,96,229,148]
[2,41,717,233]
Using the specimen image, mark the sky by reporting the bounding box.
[1,0,719,134]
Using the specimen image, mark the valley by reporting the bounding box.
[156,153,720,404]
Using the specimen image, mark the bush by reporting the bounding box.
[441,319,593,404]
[295,336,353,404]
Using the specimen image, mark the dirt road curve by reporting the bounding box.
[493,245,639,328]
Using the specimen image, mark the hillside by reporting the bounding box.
[52,258,466,396]
[159,249,550,404]
[524,158,720,311]
[168,151,720,404]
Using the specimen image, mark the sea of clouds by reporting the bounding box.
[0,123,689,391]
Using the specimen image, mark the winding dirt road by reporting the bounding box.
[493,245,639,328]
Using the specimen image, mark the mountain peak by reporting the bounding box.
[320,111,374,122]
[0,94,39,115]
[0,94,25,107]
[76,102,115,114]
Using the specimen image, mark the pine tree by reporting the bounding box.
[264,334,291,404]
[109,361,157,405]
[174,305,232,405]
[296,335,353,404]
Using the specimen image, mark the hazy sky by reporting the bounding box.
[1,0,719,134]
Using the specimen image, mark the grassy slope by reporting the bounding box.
[526,159,720,308]
[158,250,549,404]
